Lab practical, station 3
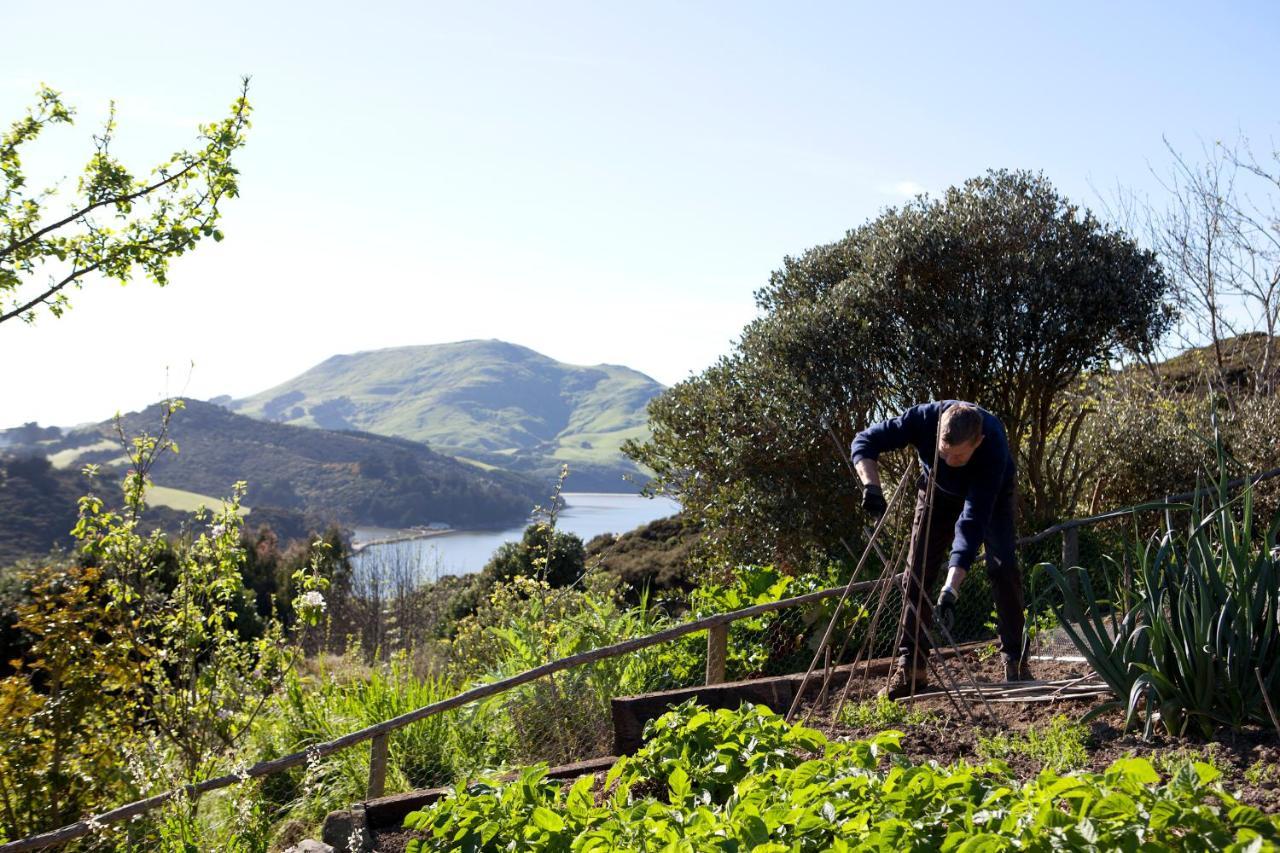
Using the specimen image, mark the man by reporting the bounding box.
[850,400,1029,698]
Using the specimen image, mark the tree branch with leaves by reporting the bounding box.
[0,78,252,326]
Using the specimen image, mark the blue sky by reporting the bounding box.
[2,2,1277,427]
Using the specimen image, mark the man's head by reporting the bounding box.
[938,403,984,467]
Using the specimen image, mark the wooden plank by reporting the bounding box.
[363,755,618,829]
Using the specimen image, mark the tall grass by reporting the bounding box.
[249,653,508,830]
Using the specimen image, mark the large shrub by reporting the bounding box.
[0,402,330,846]
[628,170,1172,564]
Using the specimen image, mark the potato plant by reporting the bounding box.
[402,702,1279,852]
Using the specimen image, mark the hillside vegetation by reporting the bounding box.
[4,400,546,543]
[0,456,229,564]
[229,340,663,491]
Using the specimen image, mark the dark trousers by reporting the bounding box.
[897,477,1026,665]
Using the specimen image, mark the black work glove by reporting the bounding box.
[935,587,958,633]
[861,484,886,518]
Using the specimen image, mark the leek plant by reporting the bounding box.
[1046,439,1280,737]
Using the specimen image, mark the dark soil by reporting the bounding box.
[813,652,1280,814]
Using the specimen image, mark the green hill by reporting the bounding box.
[6,401,545,540]
[228,340,664,491]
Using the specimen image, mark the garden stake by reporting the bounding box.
[866,534,991,721]
[818,421,917,717]
[1256,668,1280,740]
[827,532,974,723]
[902,433,943,702]
[827,523,910,721]
[784,464,912,723]
[932,611,997,720]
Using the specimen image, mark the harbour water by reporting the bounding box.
[350,492,680,582]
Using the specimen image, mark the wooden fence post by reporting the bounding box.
[705,624,728,685]
[1062,526,1079,571]
[367,734,389,800]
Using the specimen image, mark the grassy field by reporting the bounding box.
[148,485,250,516]
[46,439,118,469]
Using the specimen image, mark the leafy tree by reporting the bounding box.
[0,79,251,326]
[482,523,587,589]
[627,171,1173,564]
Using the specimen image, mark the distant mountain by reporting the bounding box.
[228,340,664,491]
[5,401,546,540]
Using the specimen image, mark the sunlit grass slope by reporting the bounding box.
[230,340,663,490]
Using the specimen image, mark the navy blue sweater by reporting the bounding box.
[849,401,1015,570]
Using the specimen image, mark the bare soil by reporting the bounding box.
[813,652,1280,814]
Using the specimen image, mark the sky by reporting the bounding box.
[2,1,1278,428]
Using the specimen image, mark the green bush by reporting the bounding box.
[448,574,676,766]
[247,653,504,829]
[614,700,831,806]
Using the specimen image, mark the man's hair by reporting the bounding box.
[940,403,983,446]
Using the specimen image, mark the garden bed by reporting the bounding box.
[819,651,1280,814]
[370,649,1280,851]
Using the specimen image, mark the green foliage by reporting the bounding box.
[401,702,1277,852]
[0,80,250,326]
[1070,376,1218,516]
[838,696,938,730]
[1066,356,1280,542]
[246,653,501,829]
[448,574,674,766]
[0,455,90,565]
[0,402,334,844]
[584,513,700,600]
[614,700,836,806]
[0,562,142,836]
[1152,745,1229,781]
[1047,438,1280,737]
[629,170,1172,562]
[1244,759,1280,787]
[103,399,544,529]
[482,523,586,589]
[976,716,1090,772]
[652,564,894,683]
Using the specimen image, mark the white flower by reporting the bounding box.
[211,522,227,538]
[300,590,327,611]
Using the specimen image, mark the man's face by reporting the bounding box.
[938,434,984,467]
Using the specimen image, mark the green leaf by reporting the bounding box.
[668,765,691,803]
[955,834,1010,853]
[1105,757,1161,785]
[531,806,565,832]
